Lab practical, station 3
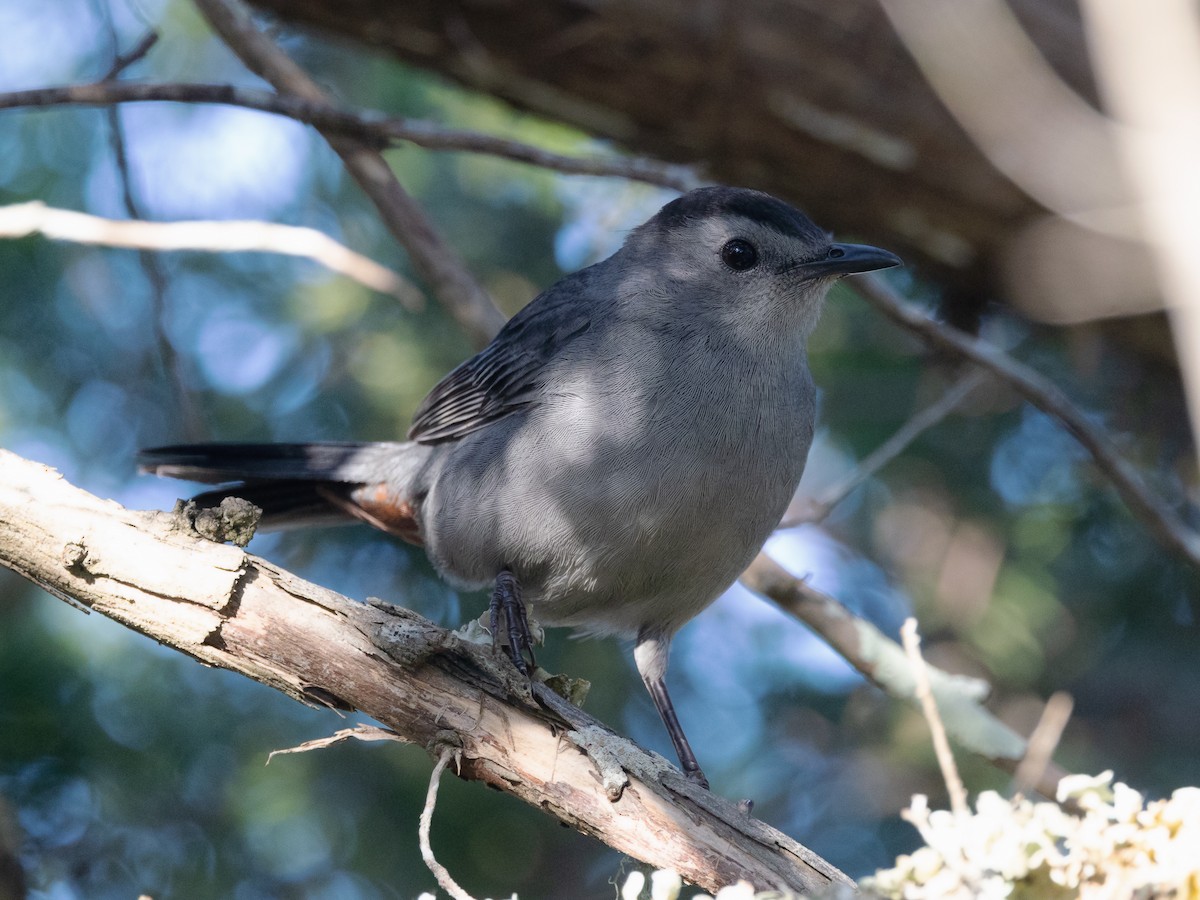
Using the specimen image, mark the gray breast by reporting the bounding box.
[419,338,815,638]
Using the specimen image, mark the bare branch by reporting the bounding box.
[854,275,1200,571]
[739,553,1070,800]
[0,201,423,308]
[901,618,969,816]
[1079,0,1200,479]
[781,368,987,528]
[0,82,700,193]
[192,0,509,347]
[0,449,851,896]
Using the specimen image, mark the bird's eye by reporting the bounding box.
[720,238,758,271]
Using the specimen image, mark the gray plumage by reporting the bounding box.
[141,186,900,786]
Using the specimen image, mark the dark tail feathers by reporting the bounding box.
[138,442,374,484]
[139,442,415,532]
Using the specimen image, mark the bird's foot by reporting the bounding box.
[488,568,536,676]
[684,764,711,791]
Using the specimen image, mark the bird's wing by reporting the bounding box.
[408,270,594,443]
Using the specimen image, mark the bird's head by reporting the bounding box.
[621,186,901,342]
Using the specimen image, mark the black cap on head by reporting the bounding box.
[653,186,828,244]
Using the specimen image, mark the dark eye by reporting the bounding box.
[720,238,758,271]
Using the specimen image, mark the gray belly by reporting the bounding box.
[419,382,813,638]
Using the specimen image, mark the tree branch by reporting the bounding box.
[855,275,1200,570]
[780,369,987,528]
[0,449,851,896]
[101,30,160,80]
[0,201,423,307]
[0,82,700,193]
[739,554,1070,801]
[192,0,507,347]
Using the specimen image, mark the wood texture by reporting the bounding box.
[0,449,852,896]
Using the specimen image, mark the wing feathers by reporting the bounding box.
[408,272,594,443]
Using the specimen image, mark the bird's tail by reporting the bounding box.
[138,442,430,542]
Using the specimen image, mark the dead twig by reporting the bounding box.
[419,747,478,900]
[901,618,969,816]
[266,724,410,764]
[780,368,986,527]
[1012,691,1074,799]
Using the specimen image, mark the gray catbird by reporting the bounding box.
[141,186,900,787]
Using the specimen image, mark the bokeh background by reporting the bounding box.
[2,0,1199,898]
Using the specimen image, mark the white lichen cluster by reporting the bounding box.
[620,867,770,900]
[866,772,1200,899]
[617,772,1200,900]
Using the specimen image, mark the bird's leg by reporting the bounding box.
[489,568,536,675]
[634,631,710,789]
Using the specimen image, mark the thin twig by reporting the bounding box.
[855,275,1200,571]
[191,0,508,347]
[901,618,969,816]
[419,748,478,900]
[739,554,1070,800]
[101,31,159,80]
[0,82,701,193]
[0,201,423,307]
[94,19,202,439]
[780,368,987,528]
[1012,691,1074,799]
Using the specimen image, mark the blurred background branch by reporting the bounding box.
[855,276,1200,571]
[192,0,507,347]
[781,370,988,528]
[0,81,701,191]
[0,201,422,306]
[1078,0,1200,483]
[740,555,1068,803]
[95,22,201,441]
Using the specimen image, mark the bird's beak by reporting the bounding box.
[798,243,902,277]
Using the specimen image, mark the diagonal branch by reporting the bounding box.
[855,275,1200,570]
[780,368,987,528]
[739,554,1070,801]
[192,0,508,347]
[101,30,160,80]
[0,448,850,897]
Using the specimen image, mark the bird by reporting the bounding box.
[141,186,901,788]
